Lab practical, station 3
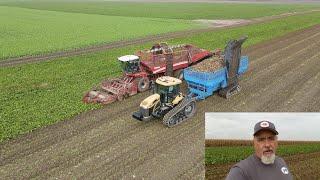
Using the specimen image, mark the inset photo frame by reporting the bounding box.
[205,113,320,180]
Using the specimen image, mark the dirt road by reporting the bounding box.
[0,24,319,179]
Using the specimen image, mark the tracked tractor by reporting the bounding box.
[132,76,196,127]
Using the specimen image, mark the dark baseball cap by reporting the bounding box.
[254,121,278,136]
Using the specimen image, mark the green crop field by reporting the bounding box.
[1,1,320,60]
[0,6,199,60]
[1,1,319,20]
[205,143,320,165]
[1,11,320,143]
[168,11,320,50]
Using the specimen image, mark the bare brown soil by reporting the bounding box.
[1,10,319,67]
[0,23,320,179]
[206,152,320,180]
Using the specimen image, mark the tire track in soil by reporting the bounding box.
[243,24,320,59]
[1,23,320,179]
[95,121,203,179]
[0,92,146,165]
[276,71,320,112]
[40,119,202,179]
[178,157,205,180]
[252,52,320,112]
[233,43,320,111]
[0,110,151,179]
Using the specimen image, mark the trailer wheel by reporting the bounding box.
[236,85,241,92]
[174,69,184,80]
[137,77,150,92]
[225,91,231,99]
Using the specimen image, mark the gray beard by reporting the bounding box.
[261,153,275,165]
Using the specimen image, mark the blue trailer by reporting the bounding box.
[184,36,249,100]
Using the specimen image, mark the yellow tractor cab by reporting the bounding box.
[155,76,183,104]
[133,76,195,127]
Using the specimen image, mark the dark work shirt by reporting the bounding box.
[226,155,293,180]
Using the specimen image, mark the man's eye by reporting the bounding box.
[268,136,276,141]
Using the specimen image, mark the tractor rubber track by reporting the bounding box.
[1,10,319,67]
[1,19,320,179]
[163,97,196,127]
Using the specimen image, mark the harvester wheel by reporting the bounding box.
[117,95,124,101]
[137,77,150,92]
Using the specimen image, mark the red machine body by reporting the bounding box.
[83,43,212,105]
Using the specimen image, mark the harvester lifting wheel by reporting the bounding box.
[117,95,124,101]
[137,77,150,92]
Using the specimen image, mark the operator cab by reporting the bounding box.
[155,76,182,103]
[118,55,140,74]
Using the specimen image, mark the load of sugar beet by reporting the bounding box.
[190,50,225,72]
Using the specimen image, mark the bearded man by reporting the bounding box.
[226,121,293,180]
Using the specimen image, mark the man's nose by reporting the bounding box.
[263,140,271,147]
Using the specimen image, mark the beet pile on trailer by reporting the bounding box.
[189,54,225,72]
[82,42,212,105]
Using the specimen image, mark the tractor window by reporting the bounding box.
[121,60,140,74]
[168,85,179,99]
[157,85,169,103]
[156,84,167,96]
[156,84,179,103]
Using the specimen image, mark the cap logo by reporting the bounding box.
[281,167,289,174]
[260,121,269,128]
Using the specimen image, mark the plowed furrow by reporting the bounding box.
[234,47,320,111]
[244,24,320,59]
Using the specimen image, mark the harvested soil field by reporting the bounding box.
[1,24,320,179]
[206,151,320,179]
